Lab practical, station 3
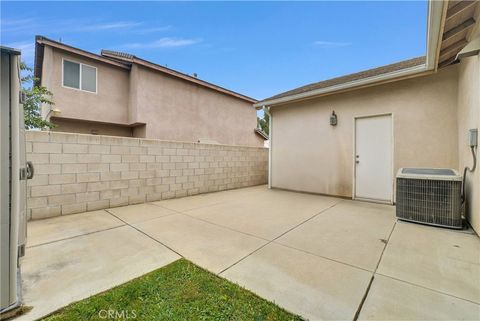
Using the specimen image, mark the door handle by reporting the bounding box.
[26,161,34,179]
[356,155,359,164]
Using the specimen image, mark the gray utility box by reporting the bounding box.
[396,168,462,229]
[1,46,28,314]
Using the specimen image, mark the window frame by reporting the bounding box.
[61,58,97,94]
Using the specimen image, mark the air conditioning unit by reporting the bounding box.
[396,168,462,229]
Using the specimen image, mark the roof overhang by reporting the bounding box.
[133,57,258,104]
[34,36,257,104]
[438,1,479,67]
[254,0,447,109]
[34,35,130,86]
[36,36,130,69]
[0,46,21,56]
[101,50,258,104]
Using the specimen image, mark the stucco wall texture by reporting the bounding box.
[41,47,263,147]
[41,46,130,124]
[131,65,261,146]
[457,28,480,233]
[271,61,480,234]
[26,131,268,220]
[271,66,459,196]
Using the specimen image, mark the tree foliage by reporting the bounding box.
[20,62,55,129]
[257,112,269,136]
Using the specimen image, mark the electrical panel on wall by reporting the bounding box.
[469,129,478,147]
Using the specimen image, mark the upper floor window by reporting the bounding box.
[63,59,97,93]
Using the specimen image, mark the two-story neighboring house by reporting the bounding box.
[34,36,265,146]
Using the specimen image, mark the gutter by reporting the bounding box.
[254,0,446,109]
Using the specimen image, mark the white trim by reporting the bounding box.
[391,113,395,204]
[61,58,97,94]
[263,106,272,189]
[425,0,446,70]
[255,65,427,108]
[254,0,446,109]
[352,113,394,204]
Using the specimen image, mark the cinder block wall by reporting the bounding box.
[26,131,268,220]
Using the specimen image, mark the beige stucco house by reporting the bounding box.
[34,36,265,147]
[255,0,480,233]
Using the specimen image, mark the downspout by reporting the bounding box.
[263,106,272,189]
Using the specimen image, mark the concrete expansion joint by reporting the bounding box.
[373,272,480,306]
[26,219,127,249]
[104,209,184,258]
[353,220,397,321]
[218,201,341,275]
[149,201,271,242]
[268,242,372,273]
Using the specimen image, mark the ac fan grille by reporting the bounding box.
[396,178,462,228]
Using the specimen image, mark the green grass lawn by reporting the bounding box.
[41,258,303,321]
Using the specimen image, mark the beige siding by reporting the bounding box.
[270,66,459,198]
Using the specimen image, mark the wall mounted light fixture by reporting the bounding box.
[330,111,337,126]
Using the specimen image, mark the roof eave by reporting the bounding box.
[35,36,131,70]
[254,0,446,109]
[131,57,258,104]
[254,64,431,109]
[101,50,258,104]
[426,0,448,71]
[34,36,257,104]
[0,46,21,55]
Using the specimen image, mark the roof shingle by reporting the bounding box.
[259,56,426,104]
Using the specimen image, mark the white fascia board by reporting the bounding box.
[254,64,428,108]
[425,0,446,70]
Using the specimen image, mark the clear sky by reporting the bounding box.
[1,1,428,101]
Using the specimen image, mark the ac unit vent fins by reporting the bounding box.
[396,168,462,229]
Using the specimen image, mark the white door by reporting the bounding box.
[355,114,393,202]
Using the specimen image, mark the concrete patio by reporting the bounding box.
[19,185,480,320]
